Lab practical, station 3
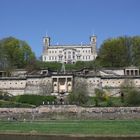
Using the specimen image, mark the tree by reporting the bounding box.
[0,37,35,70]
[67,79,88,105]
[120,79,140,106]
[98,37,130,67]
[98,36,140,67]
[39,81,52,95]
[131,36,140,66]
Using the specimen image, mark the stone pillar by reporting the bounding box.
[133,70,135,76]
[129,70,131,76]
[57,78,59,93]
[66,78,68,92]
[71,78,73,92]
[124,69,127,75]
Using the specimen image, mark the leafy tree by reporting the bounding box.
[0,37,35,70]
[125,89,140,106]
[120,79,140,106]
[98,36,140,67]
[98,37,130,67]
[131,36,140,66]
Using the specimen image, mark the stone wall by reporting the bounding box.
[1,105,140,120]
[0,79,26,89]
[1,72,140,96]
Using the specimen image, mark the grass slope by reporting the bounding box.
[0,120,140,136]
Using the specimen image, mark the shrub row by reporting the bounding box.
[12,94,57,106]
[0,100,34,108]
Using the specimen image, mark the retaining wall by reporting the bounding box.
[1,105,140,120]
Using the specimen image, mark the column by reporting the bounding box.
[133,70,135,76]
[65,78,68,92]
[129,70,131,76]
[71,78,73,92]
[57,78,59,93]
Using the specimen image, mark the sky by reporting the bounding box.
[0,0,140,57]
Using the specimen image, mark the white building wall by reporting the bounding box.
[42,36,97,63]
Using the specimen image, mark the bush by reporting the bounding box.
[0,91,13,101]
[68,92,88,105]
[94,88,106,106]
[0,100,34,108]
[36,61,62,71]
[13,95,56,106]
[124,89,140,106]
[121,80,140,106]
[106,98,113,107]
[36,60,98,71]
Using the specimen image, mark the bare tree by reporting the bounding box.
[39,81,52,95]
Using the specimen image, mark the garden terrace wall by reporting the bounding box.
[0,105,140,120]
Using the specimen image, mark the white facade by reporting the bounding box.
[42,36,97,64]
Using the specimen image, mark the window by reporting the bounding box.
[77,56,80,59]
[59,56,62,60]
[44,56,46,61]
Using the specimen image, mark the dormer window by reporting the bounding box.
[41,70,48,75]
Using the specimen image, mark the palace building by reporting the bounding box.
[42,36,97,64]
[1,35,140,99]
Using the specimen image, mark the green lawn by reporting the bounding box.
[0,120,140,136]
